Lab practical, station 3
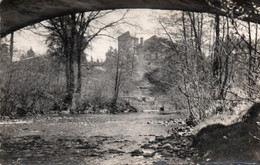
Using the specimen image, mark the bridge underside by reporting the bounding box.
[1,0,260,37]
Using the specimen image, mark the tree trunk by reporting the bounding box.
[1,32,14,116]
[131,46,135,76]
[65,44,70,93]
[182,12,188,56]
[68,14,77,110]
[64,42,74,108]
[219,45,229,99]
[188,12,202,55]
[219,17,230,100]
[63,15,77,110]
[255,24,259,82]
[213,14,221,78]
[248,21,254,97]
[10,32,14,62]
[112,52,120,106]
[76,37,82,94]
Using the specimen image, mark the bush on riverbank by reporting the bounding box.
[0,55,139,118]
[192,103,260,163]
[75,99,138,114]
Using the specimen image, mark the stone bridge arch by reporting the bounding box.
[1,0,260,37]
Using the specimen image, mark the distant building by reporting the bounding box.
[20,47,36,60]
[116,32,172,110]
[118,31,139,60]
[142,35,171,61]
[26,47,35,58]
[142,35,160,60]
[117,32,170,62]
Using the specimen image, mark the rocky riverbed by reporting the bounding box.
[0,106,259,165]
[0,112,194,165]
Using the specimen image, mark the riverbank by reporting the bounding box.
[129,103,260,164]
[193,103,260,163]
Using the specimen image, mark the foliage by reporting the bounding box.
[0,56,66,117]
[104,43,138,105]
[40,11,127,111]
[148,11,260,123]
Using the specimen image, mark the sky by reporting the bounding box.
[11,9,162,61]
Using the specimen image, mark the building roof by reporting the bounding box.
[118,31,137,40]
[143,35,157,45]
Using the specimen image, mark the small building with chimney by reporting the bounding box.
[117,31,170,63]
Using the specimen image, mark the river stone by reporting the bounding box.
[130,149,144,156]
[108,149,125,154]
[143,152,155,158]
[153,161,167,165]
[141,143,150,149]
[155,135,166,142]
[161,150,173,157]
[162,143,173,150]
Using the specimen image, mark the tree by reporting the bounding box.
[153,11,214,121]
[9,32,14,62]
[212,14,220,80]
[40,11,127,110]
[0,35,14,116]
[104,47,121,105]
[103,44,136,107]
[154,9,260,121]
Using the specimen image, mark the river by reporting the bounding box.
[0,111,187,165]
